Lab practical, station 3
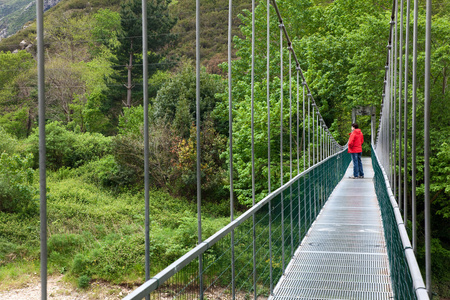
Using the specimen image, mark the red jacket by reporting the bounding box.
[348,129,364,153]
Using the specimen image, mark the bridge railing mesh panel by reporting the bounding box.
[372,146,429,300]
[124,149,350,300]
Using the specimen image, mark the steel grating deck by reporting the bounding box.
[270,157,393,300]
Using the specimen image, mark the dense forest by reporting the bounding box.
[0,0,449,297]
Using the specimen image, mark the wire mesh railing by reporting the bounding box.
[371,146,429,300]
[123,149,350,300]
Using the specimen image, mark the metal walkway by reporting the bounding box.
[271,157,394,300]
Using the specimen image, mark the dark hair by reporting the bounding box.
[352,123,359,129]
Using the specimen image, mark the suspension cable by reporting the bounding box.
[411,0,418,254]
[279,21,285,274]
[266,0,273,294]
[393,0,398,196]
[403,0,410,227]
[37,0,47,297]
[142,1,150,299]
[251,0,256,295]
[424,0,432,292]
[227,0,235,296]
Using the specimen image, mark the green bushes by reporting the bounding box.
[48,234,85,256]
[0,153,38,216]
[114,106,228,199]
[27,121,112,170]
[75,155,136,188]
[71,233,145,283]
[77,275,91,289]
[0,127,19,154]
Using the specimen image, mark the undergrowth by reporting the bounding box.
[0,165,229,288]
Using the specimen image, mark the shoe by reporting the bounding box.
[349,176,358,179]
[358,176,364,179]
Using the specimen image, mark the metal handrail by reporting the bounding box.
[372,147,429,300]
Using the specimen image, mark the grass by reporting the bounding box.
[0,165,230,290]
[0,260,39,291]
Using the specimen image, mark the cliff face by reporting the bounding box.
[44,0,62,10]
[0,0,62,40]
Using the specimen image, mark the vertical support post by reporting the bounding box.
[251,0,256,296]
[266,0,272,294]
[398,0,404,209]
[308,96,311,169]
[393,0,398,197]
[389,35,394,185]
[321,124,324,162]
[424,0,432,294]
[279,22,285,274]
[307,94,311,225]
[371,111,375,146]
[302,83,306,236]
[297,68,301,240]
[411,0,418,253]
[312,108,316,216]
[312,105,315,166]
[403,0,410,224]
[303,85,306,171]
[267,1,271,195]
[37,0,46,298]
[227,0,235,296]
[195,0,203,295]
[289,48,293,258]
[142,1,150,299]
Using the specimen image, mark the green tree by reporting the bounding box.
[153,62,225,138]
[0,50,35,138]
[114,0,177,107]
[90,8,121,55]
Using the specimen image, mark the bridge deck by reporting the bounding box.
[271,157,393,300]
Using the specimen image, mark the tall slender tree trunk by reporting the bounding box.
[125,51,133,107]
[26,108,32,137]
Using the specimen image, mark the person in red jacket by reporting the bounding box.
[348,123,364,179]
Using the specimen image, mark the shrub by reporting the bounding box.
[27,121,112,170]
[0,153,38,216]
[0,108,32,139]
[77,275,91,289]
[113,115,227,200]
[71,234,145,283]
[72,253,86,275]
[153,62,225,133]
[0,126,19,154]
[75,155,136,188]
[0,238,18,264]
[48,233,85,255]
[112,121,178,188]
[118,105,149,137]
[173,119,227,200]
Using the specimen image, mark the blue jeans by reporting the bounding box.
[351,152,364,177]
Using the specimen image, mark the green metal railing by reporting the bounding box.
[124,149,350,300]
[372,146,429,300]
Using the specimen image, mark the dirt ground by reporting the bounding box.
[0,276,263,300]
[0,275,134,300]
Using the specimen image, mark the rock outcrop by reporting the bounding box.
[0,0,63,40]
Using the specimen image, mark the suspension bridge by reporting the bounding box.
[33,0,434,296]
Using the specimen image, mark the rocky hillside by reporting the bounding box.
[0,0,62,40]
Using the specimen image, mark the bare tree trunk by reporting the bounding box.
[125,52,133,108]
[27,108,32,137]
[443,67,447,95]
